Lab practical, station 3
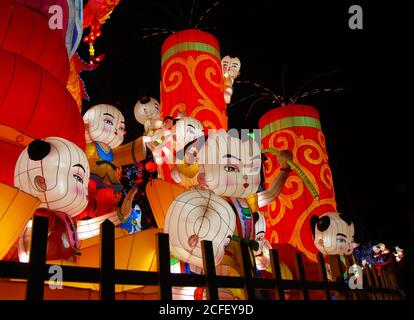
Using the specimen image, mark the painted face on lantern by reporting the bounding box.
[171,116,204,151]
[134,97,160,125]
[14,137,90,217]
[311,212,355,256]
[195,130,261,198]
[221,56,241,79]
[83,104,125,148]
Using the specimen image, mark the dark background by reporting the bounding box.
[78,1,413,256]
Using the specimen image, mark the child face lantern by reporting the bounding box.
[14,137,90,217]
[196,130,262,198]
[133,97,160,125]
[311,212,355,256]
[221,56,241,79]
[83,104,126,148]
[172,116,204,152]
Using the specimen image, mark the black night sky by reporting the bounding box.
[78,0,413,252]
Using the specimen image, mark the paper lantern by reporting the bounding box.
[145,179,186,228]
[197,130,262,198]
[0,183,40,260]
[164,190,236,268]
[0,50,85,186]
[160,29,227,131]
[259,104,337,261]
[14,137,90,216]
[0,0,69,84]
[83,104,126,148]
[311,212,355,256]
[134,97,161,133]
[13,137,90,261]
[221,56,241,105]
[80,105,147,219]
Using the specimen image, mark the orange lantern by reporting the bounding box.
[259,104,337,261]
[160,29,227,131]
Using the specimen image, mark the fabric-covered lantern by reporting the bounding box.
[164,189,236,268]
[13,0,83,58]
[160,29,227,131]
[0,183,40,260]
[310,212,355,256]
[0,50,85,186]
[259,104,337,261]
[14,137,90,261]
[0,0,70,84]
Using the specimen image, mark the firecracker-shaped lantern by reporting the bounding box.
[259,104,337,261]
[160,29,227,131]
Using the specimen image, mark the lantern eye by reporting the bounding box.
[73,174,84,184]
[104,118,113,126]
[224,165,240,173]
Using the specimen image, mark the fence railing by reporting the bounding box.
[0,216,404,300]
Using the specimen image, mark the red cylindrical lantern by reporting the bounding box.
[160,29,227,131]
[0,50,85,185]
[259,104,337,261]
[0,0,69,85]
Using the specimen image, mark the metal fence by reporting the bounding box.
[0,216,404,300]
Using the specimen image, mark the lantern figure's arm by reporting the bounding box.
[262,148,319,198]
[112,136,147,167]
[247,169,291,210]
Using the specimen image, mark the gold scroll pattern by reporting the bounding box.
[263,129,337,261]
[161,54,227,130]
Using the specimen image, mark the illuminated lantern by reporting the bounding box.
[164,190,236,268]
[12,0,83,58]
[145,161,158,173]
[0,50,85,186]
[134,97,161,134]
[80,104,147,219]
[0,0,69,84]
[310,212,355,256]
[259,104,337,261]
[221,56,241,105]
[160,29,227,131]
[0,183,40,260]
[14,137,90,261]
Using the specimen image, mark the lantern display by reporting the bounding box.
[160,29,227,131]
[310,212,355,256]
[66,54,91,111]
[0,183,40,260]
[221,55,241,105]
[14,137,90,261]
[259,104,337,261]
[12,0,83,58]
[0,50,85,186]
[80,104,147,219]
[164,189,236,268]
[134,97,161,134]
[0,0,69,84]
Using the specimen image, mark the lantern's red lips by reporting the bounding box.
[243,183,249,188]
